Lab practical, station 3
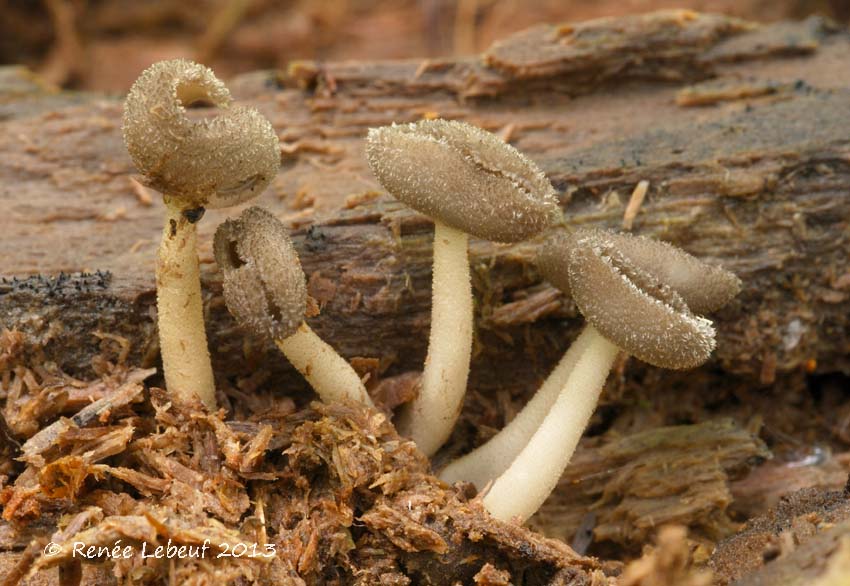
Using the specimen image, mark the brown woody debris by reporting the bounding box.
[533,419,770,547]
[484,11,753,81]
[0,10,848,585]
[0,330,606,585]
[675,77,788,107]
[617,526,712,586]
[474,563,512,585]
[2,14,849,396]
[370,371,421,412]
[711,484,850,584]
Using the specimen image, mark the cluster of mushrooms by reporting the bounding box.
[123,59,741,526]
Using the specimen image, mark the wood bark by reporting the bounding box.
[1,11,849,405]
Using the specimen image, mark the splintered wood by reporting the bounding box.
[622,180,649,231]
[0,328,614,584]
[0,326,777,585]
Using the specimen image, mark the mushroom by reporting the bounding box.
[214,207,373,407]
[442,228,741,522]
[365,119,560,455]
[123,59,279,409]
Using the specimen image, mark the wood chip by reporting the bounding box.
[623,180,649,231]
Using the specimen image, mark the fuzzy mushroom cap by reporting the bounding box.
[214,207,306,341]
[365,119,561,242]
[123,59,280,209]
[601,231,740,314]
[538,229,741,314]
[538,229,723,369]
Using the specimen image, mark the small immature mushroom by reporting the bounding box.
[444,229,740,522]
[366,119,560,456]
[123,59,279,409]
[214,207,373,407]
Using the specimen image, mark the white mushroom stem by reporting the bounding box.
[156,199,216,409]
[483,325,619,523]
[439,326,597,488]
[276,323,374,407]
[396,220,473,456]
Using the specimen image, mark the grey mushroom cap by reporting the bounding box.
[538,229,741,314]
[600,231,741,314]
[365,119,561,243]
[539,229,724,369]
[123,59,280,209]
[214,207,306,341]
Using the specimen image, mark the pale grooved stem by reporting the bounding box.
[396,220,473,456]
[156,200,216,409]
[483,325,619,523]
[440,326,597,488]
[276,323,374,407]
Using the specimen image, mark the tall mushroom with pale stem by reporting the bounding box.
[214,207,373,407]
[123,59,279,409]
[442,228,741,523]
[366,119,560,456]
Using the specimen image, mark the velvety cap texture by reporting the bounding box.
[123,59,280,209]
[365,119,560,242]
[538,229,741,314]
[214,207,306,341]
[600,231,741,314]
[537,230,576,299]
[539,229,731,369]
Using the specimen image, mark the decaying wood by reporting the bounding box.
[1,13,849,409]
[1,15,850,583]
[0,304,774,585]
[730,451,850,518]
[733,522,850,586]
[0,325,612,585]
[616,525,713,586]
[710,484,850,585]
[531,419,770,549]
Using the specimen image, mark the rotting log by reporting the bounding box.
[532,419,770,549]
[1,12,849,413]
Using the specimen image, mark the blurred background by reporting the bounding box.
[2,0,848,93]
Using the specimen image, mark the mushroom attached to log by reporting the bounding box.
[122,59,280,409]
[214,206,373,407]
[441,229,741,523]
[365,119,561,456]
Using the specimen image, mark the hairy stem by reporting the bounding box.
[156,199,216,409]
[439,326,597,488]
[396,220,473,456]
[483,325,619,523]
[276,323,373,407]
